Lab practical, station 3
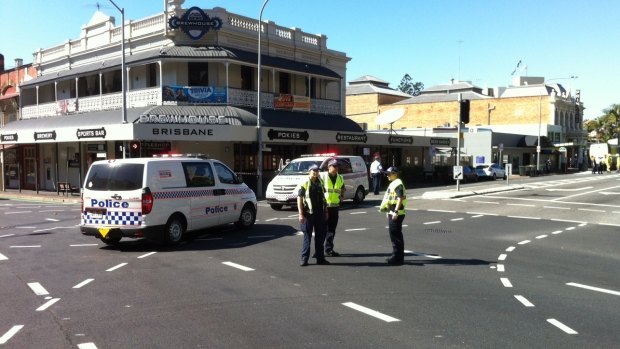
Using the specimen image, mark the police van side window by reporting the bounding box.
[184,163,215,187]
[338,159,353,174]
[214,162,237,184]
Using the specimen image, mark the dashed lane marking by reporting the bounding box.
[73,279,94,289]
[45,218,60,222]
[0,325,24,345]
[578,208,605,213]
[514,295,534,307]
[428,209,456,213]
[10,245,41,248]
[27,282,49,296]
[77,343,98,349]
[507,203,535,207]
[473,201,499,205]
[566,282,620,296]
[70,244,100,247]
[500,278,513,287]
[264,218,278,222]
[517,240,531,245]
[342,302,400,322]
[497,264,505,272]
[344,228,366,231]
[106,263,128,272]
[498,254,507,261]
[0,253,7,261]
[550,219,585,224]
[222,261,254,272]
[544,206,570,210]
[36,298,60,311]
[505,246,516,252]
[4,211,32,214]
[547,319,578,334]
[535,235,548,239]
[423,221,441,225]
[137,252,157,259]
[551,231,563,235]
[0,234,15,238]
[507,216,541,220]
[467,212,498,216]
[450,218,464,221]
[349,212,367,215]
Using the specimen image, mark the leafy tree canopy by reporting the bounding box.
[397,74,424,96]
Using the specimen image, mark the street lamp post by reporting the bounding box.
[256,0,269,199]
[109,0,127,125]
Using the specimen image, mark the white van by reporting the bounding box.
[265,154,369,210]
[80,155,257,245]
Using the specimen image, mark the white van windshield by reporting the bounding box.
[280,161,323,175]
[85,163,144,191]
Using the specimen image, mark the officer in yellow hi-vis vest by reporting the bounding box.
[321,159,345,256]
[379,167,407,265]
[297,164,329,266]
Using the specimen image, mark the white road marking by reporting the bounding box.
[222,261,254,271]
[551,219,586,224]
[507,203,535,207]
[599,191,620,195]
[36,298,60,311]
[137,252,157,259]
[566,282,620,296]
[77,343,98,349]
[423,221,441,225]
[599,223,620,227]
[349,212,367,215]
[536,235,548,239]
[450,218,464,221]
[428,209,456,213]
[264,218,278,222]
[473,201,499,204]
[579,223,587,227]
[547,319,578,334]
[73,279,94,289]
[70,244,100,247]
[517,240,531,245]
[15,226,35,229]
[550,230,562,235]
[40,210,64,213]
[45,218,60,222]
[342,302,400,322]
[0,253,7,261]
[106,263,128,272]
[33,228,55,232]
[471,215,484,218]
[497,264,505,272]
[505,246,516,252]
[508,216,541,220]
[0,234,15,238]
[0,325,24,345]
[514,295,534,307]
[467,212,498,216]
[543,206,570,210]
[498,254,507,261]
[565,227,575,231]
[546,187,591,192]
[27,282,49,296]
[344,228,366,231]
[500,278,513,287]
[578,208,605,213]
[4,211,32,214]
[10,245,41,248]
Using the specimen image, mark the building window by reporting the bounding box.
[241,66,253,90]
[148,63,157,87]
[188,62,209,86]
[279,72,290,94]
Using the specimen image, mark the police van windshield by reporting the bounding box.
[85,163,144,191]
[279,161,323,175]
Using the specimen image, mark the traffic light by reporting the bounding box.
[460,99,470,124]
[129,141,141,157]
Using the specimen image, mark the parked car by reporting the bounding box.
[475,163,507,180]
[473,166,490,180]
[462,166,479,183]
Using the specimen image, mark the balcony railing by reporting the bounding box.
[21,87,342,119]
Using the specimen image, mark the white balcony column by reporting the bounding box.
[225,62,229,104]
[99,73,103,109]
[54,82,58,102]
[36,85,40,117]
[75,77,79,100]
[271,69,275,93]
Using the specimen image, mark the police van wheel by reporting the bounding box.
[235,203,256,229]
[353,187,365,203]
[165,215,186,244]
[100,236,121,245]
[270,204,283,211]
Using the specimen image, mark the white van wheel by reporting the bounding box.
[353,187,365,203]
[165,216,185,244]
[235,204,256,229]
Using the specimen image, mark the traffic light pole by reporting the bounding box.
[456,93,462,192]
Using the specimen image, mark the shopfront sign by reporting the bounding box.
[388,135,413,144]
[336,132,367,143]
[77,127,107,139]
[1,133,18,142]
[274,94,311,112]
[34,131,56,141]
[168,7,222,40]
[267,129,309,141]
[139,113,230,125]
[430,138,451,146]
[162,85,227,104]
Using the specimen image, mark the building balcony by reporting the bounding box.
[20,86,342,119]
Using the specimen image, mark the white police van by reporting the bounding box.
[80,155,257,245]
[265,154,369,210]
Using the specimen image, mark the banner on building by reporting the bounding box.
[162,85,227,104]
[274,94,310,112]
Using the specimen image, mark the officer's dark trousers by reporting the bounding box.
[387,214,405,260]
[301,212,326,262]
[372,173,381,194]
[324,206,339,253]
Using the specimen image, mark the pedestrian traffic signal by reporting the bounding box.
[460,99,470,124]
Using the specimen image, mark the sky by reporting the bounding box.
[1,0,619,119]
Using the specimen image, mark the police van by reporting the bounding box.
[80,155,257,245]
[265,154,369,210]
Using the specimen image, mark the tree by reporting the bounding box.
[603,104,620,142]
[397,74,424,96]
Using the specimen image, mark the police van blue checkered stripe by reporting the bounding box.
[83,211,142,226]
[153,189,214,199]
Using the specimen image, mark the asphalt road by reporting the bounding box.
[1,172,618,348]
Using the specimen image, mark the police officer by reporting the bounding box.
[379,166,407,265]
[297,164,329,266]
[322,159,345,257]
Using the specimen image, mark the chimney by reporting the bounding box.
[0,53,4,71]
[15,58,23,67]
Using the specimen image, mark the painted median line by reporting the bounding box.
[106,263,128,272]
[0,325,24,345]
[566,282,620,296]
[73,279,95,289]
[547,319,578,334]
[342,302,400,322]
[36,298,60,311]
[222,261,254,271]
[27,282,49,296]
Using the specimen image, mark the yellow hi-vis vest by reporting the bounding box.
[379,178,407,215]
[300,178,325,214]
[323,173,344,207]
